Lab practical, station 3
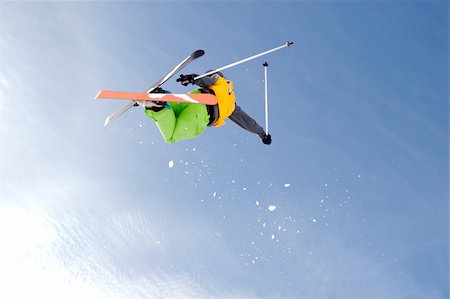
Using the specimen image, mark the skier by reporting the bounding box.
[138,71,272,145]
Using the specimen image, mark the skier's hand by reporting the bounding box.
[177,74,197,86]
[261,133,272,145]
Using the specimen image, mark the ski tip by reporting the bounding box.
[104,118,111,128]
[287,41,294,47]
[193,49,205,58]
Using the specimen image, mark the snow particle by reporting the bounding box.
[268,205,277,212]
[168,160,174,168]
[284,183,291,187]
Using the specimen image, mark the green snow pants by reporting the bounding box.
[145,101,210,144]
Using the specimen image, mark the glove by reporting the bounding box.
[261,133,272,145]
[176,74,197,86]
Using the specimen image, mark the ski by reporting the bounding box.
[102,50,205,127]
[96,90,217,105]
[145,50,204,93]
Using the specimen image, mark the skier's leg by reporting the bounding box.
[145,102,209,143]
[145,107,177,143]
[170,103,210,142]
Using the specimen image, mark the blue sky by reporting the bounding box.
[0,1,448,298]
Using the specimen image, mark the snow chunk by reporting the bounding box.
[268,205,277,212]
[168,160,174,168]
[284,183,291,187]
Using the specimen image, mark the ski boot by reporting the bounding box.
[134,87,170,112]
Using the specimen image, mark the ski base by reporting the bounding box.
[96,90,217,105]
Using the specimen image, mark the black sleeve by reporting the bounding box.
[228,104,265,138]
[193,74,219,88]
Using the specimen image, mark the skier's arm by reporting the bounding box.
[229,104,271,144]
[177,74,219,88]
[193,74,219,88]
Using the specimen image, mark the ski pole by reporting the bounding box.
[194,41,293,80]
[263,61,269,134]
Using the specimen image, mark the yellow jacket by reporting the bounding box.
[207,77,236,127]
